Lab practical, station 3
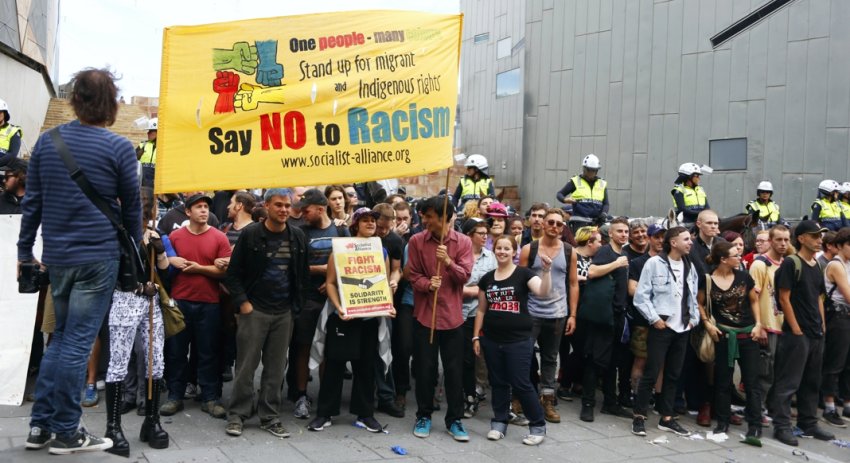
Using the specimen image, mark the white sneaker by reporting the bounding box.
[487,429,504,441]
[523,434,544,446]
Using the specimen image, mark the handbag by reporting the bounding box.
[153,273,185,338]
[577,274,615,326]
[49,128,145,292]
[690,273,716,363]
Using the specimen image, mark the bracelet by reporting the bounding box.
[472,336,480,342]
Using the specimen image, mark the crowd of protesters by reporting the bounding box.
[7,69,850,456]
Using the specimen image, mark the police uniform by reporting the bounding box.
[454,175,494,208]
[138,140,156,187]
[746,200,780,226]
[811,198,845,231]
[671,184,708,224]
[562,175,608,220]
[0,124,22,155]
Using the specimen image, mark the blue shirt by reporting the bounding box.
[18,121,141,265]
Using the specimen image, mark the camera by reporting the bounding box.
[18,262,48,294]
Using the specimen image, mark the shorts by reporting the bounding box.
[630,326,649,359]
[293,298,325,345]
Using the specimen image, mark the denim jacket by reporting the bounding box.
[633,254,700,325]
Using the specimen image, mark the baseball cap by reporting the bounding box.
[461,217,486,235]
[1,158,27,174]
[647,223,667,237]
[294,188,328,209]
[350,207,381,227]
[185,193,212,208]
[794,220,827,238]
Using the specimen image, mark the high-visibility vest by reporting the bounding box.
[569,175,607,218]
[838,200,850,217]
[746,200,780,223]
[570,176,606,205]
[459,176,492,202]
[813,198,843,230]
[0,124,22,152]
[671,184,708,211]
[138,141,156,165]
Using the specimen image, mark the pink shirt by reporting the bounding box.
[407,229,473,330]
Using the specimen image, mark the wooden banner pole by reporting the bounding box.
[430,168,452,344]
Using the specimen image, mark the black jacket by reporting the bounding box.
[0,191,22,214]
[224,221,309,313]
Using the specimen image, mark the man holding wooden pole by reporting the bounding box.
[406,195,473,441]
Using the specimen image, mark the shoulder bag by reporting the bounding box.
[49,128,145,292]
[690,273,716,363]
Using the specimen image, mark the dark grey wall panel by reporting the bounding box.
[460,0,850,218]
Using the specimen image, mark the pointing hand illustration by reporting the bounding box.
[234,82,285,111]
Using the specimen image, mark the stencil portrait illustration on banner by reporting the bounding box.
[156,10,462,193]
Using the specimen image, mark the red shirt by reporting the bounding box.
[169,226,232,303]
[407,229,473,330]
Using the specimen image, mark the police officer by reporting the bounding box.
[0,98,23,167]
[556,154,609,232]
[453,154,495,210]
[745,181,782,228]
[812,180,846,231]
[671,162,709,227]
[136,118,158,188]
[838,182,850,218]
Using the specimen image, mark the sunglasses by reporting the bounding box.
[546,219,565,228]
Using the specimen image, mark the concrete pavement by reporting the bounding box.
[2,376,850,463]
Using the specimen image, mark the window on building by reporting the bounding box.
[474,33,489,44]
[497,37,511,58]
[496,68,521,98]
[709,138,747,171]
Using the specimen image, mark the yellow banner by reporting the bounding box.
[156,10,462,193]
[332,237,393,318]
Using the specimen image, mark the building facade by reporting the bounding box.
[460,0,850,219]
[0,0,60,156]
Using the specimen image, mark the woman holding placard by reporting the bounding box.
[473,235,553,445]
[308,207,395,433]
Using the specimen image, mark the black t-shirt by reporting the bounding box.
[303,222,349,300]
[251,227,292,313]
[776,256,825,338]
[478,266,536,343]
[577,253,592,282]
[700,270,755,328]
[623,244,646,261]
[592,245,627,311]
[627,253,652,326]
[381,231,404,263]
[287,215,307,230]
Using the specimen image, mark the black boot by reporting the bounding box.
[140,378,170,449]
[105,382,130,457]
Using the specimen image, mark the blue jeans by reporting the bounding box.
[30,260,118,439]
[165,300,222,402]
[481,336,546,435]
